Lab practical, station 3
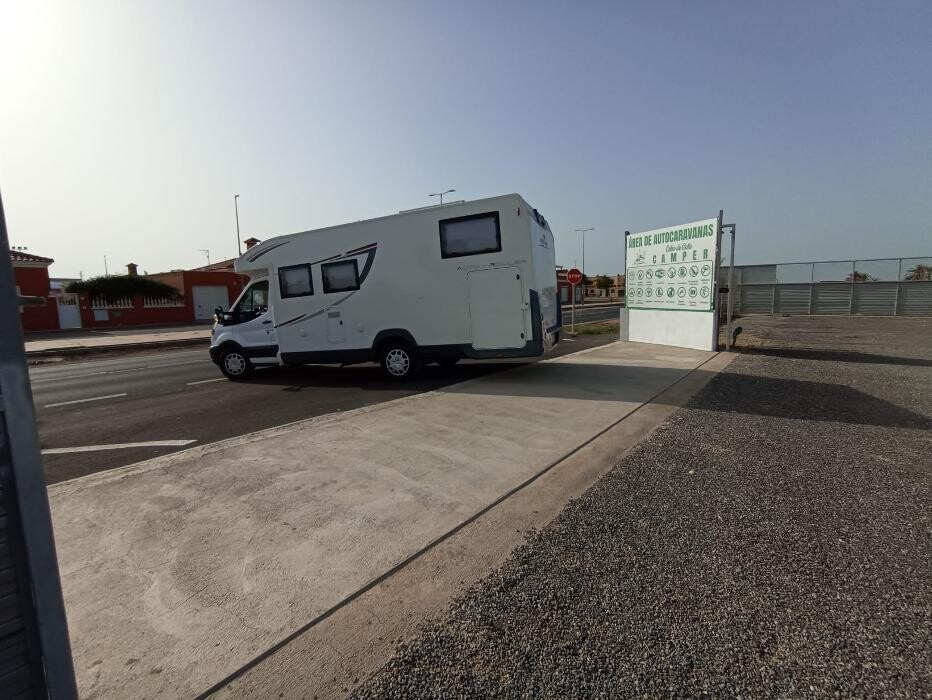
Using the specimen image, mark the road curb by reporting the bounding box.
[560,302,623,311]
[26,337,209,363]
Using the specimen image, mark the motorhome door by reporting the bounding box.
[231,280,276,350]
[467,266,526,349]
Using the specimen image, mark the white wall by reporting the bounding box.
[627,308,717,351]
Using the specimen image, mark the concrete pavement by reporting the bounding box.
[49,340,718,698]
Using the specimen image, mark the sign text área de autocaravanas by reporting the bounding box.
[625,218,718,312]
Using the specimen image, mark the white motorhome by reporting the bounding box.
[209,193,561,380]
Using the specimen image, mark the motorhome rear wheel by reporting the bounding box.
[379,341,422,381]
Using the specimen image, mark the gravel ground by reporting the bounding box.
[352,317,932,698]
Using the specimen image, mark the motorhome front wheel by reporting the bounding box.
[220,349,254,380]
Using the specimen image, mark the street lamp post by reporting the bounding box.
[234,195,242,257]
[574,226,595,276]
[429,189,455,205]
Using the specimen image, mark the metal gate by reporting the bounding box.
[725,256,932,317]
[192,285,230,320]
[56,293,82,329]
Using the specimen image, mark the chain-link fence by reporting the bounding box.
[721,257,932,316]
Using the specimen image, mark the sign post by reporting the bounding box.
[566,267,582,333]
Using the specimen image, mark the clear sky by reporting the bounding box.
[1,0,930,278]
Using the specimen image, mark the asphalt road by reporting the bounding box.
[562,304,621,324]
[31,333,615,485]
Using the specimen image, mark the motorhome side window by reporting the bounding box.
[278,263,313,298]
[321,259,360,293]
[439,211,501,259]
[234,280,269,321]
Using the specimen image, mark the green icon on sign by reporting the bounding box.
[637,270,644,280]
[646,287,653,297]
[667,287,675,298]
[690,265,699,276]
[668,267,676,278]
[700,287,710,297]
[701,264,711,276]
[678,266,687,278]
[655,268,666,279]
[637,287,643,296]
[688,287,698,298]
[678,287,686,297]
[646,269,653,279]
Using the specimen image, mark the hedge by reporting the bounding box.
[65,275,181,301]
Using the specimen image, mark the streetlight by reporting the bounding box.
[198,249,211,267]
[234,195,242,256]
[429,189,455,205]
[574,228,594,277]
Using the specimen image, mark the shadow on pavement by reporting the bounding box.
[251,360,932,431]
[694,370,932,430]
[748,347,932,367]
[246,362,522,392]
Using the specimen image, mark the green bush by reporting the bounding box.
[65,275,181,301]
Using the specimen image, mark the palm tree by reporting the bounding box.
[594,275,613,290]
[846,270,878,283]
[904,264,931,281]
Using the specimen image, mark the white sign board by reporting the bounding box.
[625,217,720,351]
[625,219,717,311]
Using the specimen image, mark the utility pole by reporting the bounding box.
[429,189,455,205]
[574,228,593,278]
[234,195,242,256]
[104,255,108,276]
[198,249,211,266]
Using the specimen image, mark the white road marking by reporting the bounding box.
[42,439,197,455]
[44,393,127,408]
[186,377,225,385]
[562,337,576,342]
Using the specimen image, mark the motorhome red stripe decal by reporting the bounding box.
[247,240,290,262]
[344,242,377,256]
[310,253,342,265]
[275,314,308,328]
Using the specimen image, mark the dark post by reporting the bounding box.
[0,189,78,697]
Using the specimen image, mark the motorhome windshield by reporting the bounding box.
[235,281,268,316]
[217,280,268,325]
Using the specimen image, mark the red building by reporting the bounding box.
[11,248,249,332]
[142,238,260,321]
[143,268,248,321]
[11,250,60,332]
[556,267,625,305]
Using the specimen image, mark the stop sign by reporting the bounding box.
[567,268,583,285]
